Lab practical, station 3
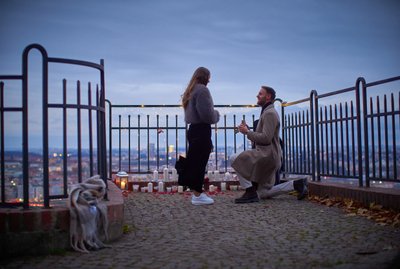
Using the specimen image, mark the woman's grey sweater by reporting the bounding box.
[184,83,220,124]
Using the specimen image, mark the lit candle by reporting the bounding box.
[221,182,227,191]
[163,168,169,181]
[153,170,158,181]
[120,181,126,190]
[148,182,153,193]
[158,181,164,192]
[178,186,183,193]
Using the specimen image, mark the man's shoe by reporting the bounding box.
[293,178,308,200]
[191,192,214,205]
[234,189,259,204]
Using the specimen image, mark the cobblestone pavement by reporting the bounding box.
[1,191,400,269]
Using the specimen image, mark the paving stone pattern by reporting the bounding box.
[1,191,400,269]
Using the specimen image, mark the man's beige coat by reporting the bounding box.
[231,104,282,189]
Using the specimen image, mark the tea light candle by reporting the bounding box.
[209,185,214,192]
[158,181,164,192]
[163,167,169,181]
[133,185,139,192]
[153,170,158,181]
[207,170,213,180]
[224,172,231,181]
[148,182,153,193]
[166,187,172,193]
[221,182,227,191]
[120,181,126,190]
[178,186,183,193]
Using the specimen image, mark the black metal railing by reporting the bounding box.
[281,76,400,187]
[0,44,107,209]
[106,103,264,178]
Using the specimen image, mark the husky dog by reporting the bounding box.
[68,175,110,253]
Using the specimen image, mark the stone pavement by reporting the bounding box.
[1,191,399,269]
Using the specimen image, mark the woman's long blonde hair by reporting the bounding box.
[182,67,210,109]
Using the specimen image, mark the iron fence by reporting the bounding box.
[106,103,263,178]
[0,44,107,208]
[281,76,400,186]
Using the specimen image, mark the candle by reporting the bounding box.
[158,181,164,192]
[178,186,183,193]
[153,170,159,181]
[172,186,178,192]
[166,187,172,193]
[224,172,231,181]
[214,170,219,181]
[148,182,153,193]
[133,185,139,192]
[209,185,214,192]
[221,182,227,191]
[207,170,213,180]
[120,181,126,190]
[171,168,177,181]
[163,168,169,181]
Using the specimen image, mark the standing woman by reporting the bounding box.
[181,67,220,205]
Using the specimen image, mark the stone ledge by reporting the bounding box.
[0,180,124,258]
[308,181,400,211]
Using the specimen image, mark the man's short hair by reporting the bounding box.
[261,86,276,100]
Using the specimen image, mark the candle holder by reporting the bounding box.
[116,171,129,190]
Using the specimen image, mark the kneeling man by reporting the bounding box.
[231,86,307,203]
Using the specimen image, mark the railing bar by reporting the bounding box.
[156,115,159,170]
[215,122,218,170]
[118,115,122,171]
[295,113,299,173]
[1,107,23,112]
[335,104,339,175]
[48,103,106,111]
[306,111,310,174]
[224,115,228,172]
[88,82,94,177]
[392,93,398,179]
[48,57,104,71]
[0,82,5,203]
[330,105,334,175]
[138,115,141,173]
[0,75,23,80]
[77,81,82,183]
[128,115,131,173]
[365,75,400,88]
[325,106,329,174]
[147,115,150,172]
[384,95,389,179]
[340,104,345,176]
[166,115,169,168]
[62,80,68,196]
[351,102,356,177]
[301,111,305,174]
[175,115,178,162]
[233,115,237,153]
[320,107,325,175]
[345,103,350,177]
[377,97,382,178]
[370,98,376,178]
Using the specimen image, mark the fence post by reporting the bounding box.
[310,90,320,182]
[355,78,365,187]
[356,77,368,187]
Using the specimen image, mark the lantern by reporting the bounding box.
[116,171,129,190]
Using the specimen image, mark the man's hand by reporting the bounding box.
[238,123,249,135]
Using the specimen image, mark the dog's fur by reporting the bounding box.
[68,175,110,253]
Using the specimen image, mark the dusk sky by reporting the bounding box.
[1,0,399,106]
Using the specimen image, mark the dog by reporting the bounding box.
[68,175,110,253]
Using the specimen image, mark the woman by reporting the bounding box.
[181,67,220,205]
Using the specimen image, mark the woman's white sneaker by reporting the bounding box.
[191,193,214,205]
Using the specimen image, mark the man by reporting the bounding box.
[231,86,307,203]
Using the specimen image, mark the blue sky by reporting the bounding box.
[1,0,399,105]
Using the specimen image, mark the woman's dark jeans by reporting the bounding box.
[184,123,212,193]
